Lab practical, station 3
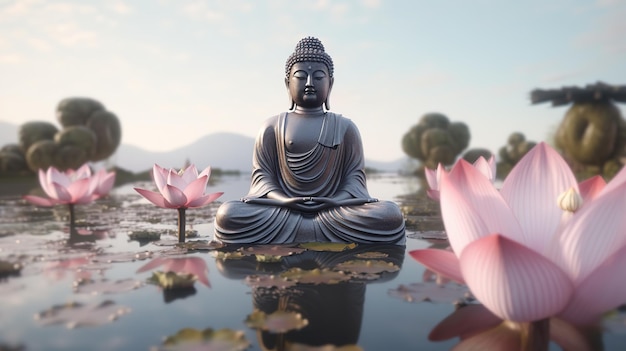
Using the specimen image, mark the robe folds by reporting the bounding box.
[214,112,406,244]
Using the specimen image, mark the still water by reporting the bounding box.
[0,174,625,351]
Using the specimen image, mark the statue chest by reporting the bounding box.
[284,116,324,153]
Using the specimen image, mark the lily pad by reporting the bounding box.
[73,278,144,295]
[34,300,131,329]
[157,327,250,351]
[245,275,297,289]
[334,260,400,274]
[180,240,224,251]
[148,271,196,290]
[240,245,306,257]
[388,282,472,304]
[0,260,22,278]
[280,268,351,285]
[298,242,357,252]
[245,310,309,333]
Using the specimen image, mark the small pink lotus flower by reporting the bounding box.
[134,164,223,242]
[136,256,210,287]
[134,164,223,209]
[24,164,115,207]
[411,142,626,327]
[425,155,495,201]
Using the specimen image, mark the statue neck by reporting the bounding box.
[293,106,325,115]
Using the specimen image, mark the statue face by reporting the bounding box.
[286,62,333,109]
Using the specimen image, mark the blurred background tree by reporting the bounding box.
[531,82,626,180]
[0,97,121,175]
[496,132,537,179]
[401,112,470,176]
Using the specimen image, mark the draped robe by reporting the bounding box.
[214,112,406,244]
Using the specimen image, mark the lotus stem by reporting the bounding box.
[177,208,186,243]
[520,318,549,351]
[68,203,76,232]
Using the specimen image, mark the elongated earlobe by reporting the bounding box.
[324,98,330,110]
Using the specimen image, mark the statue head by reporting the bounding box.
[285,37,334,111]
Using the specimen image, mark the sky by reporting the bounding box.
[1,0,625,163]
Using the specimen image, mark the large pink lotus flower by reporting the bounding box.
[136,256,210,287]
[134,164,223,209]
[134,164,223,243]
[424,155,495,201]
[24,164,115,207]
[411,142,626,326]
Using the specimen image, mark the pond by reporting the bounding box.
[1,173,625,351]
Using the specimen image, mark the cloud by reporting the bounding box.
[45,22,98,47]
[109,1,132,15]
[0,53,21,64]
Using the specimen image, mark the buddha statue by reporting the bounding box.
[214,37,406,244]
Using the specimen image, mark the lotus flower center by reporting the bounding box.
[557,187,582,213]
[177,169,185,176]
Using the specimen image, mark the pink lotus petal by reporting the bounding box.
[553,181,626,285]
[409,249,465,285]
[49,181,72,202]
[134,188,173,208]
[198,166,211,179]
[95,170,116,197]
[67,177,96,204]
[23,195,58,207]
[187,192,223,208]
[428,304,502,341]
[600,161,626,195]
[167,169,188,190]
[152,164,168,191]
[424,165,440,191]
[460,234,574,322]
[452,322,522,350]
[48,167,70,188]
[38,169,56,198]
[577,175,605,203]
[440,160,522,255]
[499,142,579,254]
[180,164,199,184]
[559,243,626,325]
[426,189,440,202]
[161,184,188,207]
[74,164,92,179]
[472,155,495,182]
[183,175,208,201]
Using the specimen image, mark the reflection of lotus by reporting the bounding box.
[411,142,626,325]
[134,164,223,242]
[428,304,596,351]
[137,256,210,287]
[24,164,115,207]
[424,155,495,201]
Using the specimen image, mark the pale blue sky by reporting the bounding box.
[1,0,625,162]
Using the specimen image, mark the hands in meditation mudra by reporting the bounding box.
[214,37,406,244]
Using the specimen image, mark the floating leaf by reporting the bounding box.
[280,268,350,285]
[388,282,471,304]
[157,327,250,351]
[298,242,357,252]
[334,260,400,274]
[245,310,309,333]
[245,275,297,289]
[240,245,306,257]
[354,251,388,259]
[180,240,224,251]
[73,278,144,295]
[91,251,153,263]
[148,271,196,290]
[34,300,130,329]
[128,230,161,242]
[0,260,22,278]
[212,251,246,260]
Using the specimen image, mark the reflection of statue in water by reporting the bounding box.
[214,37,406,244]
[216,244,405,349]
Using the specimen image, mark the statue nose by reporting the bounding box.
[305,75,313,87]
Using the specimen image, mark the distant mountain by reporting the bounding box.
[0,121,408,173]
[115,133,256,173]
